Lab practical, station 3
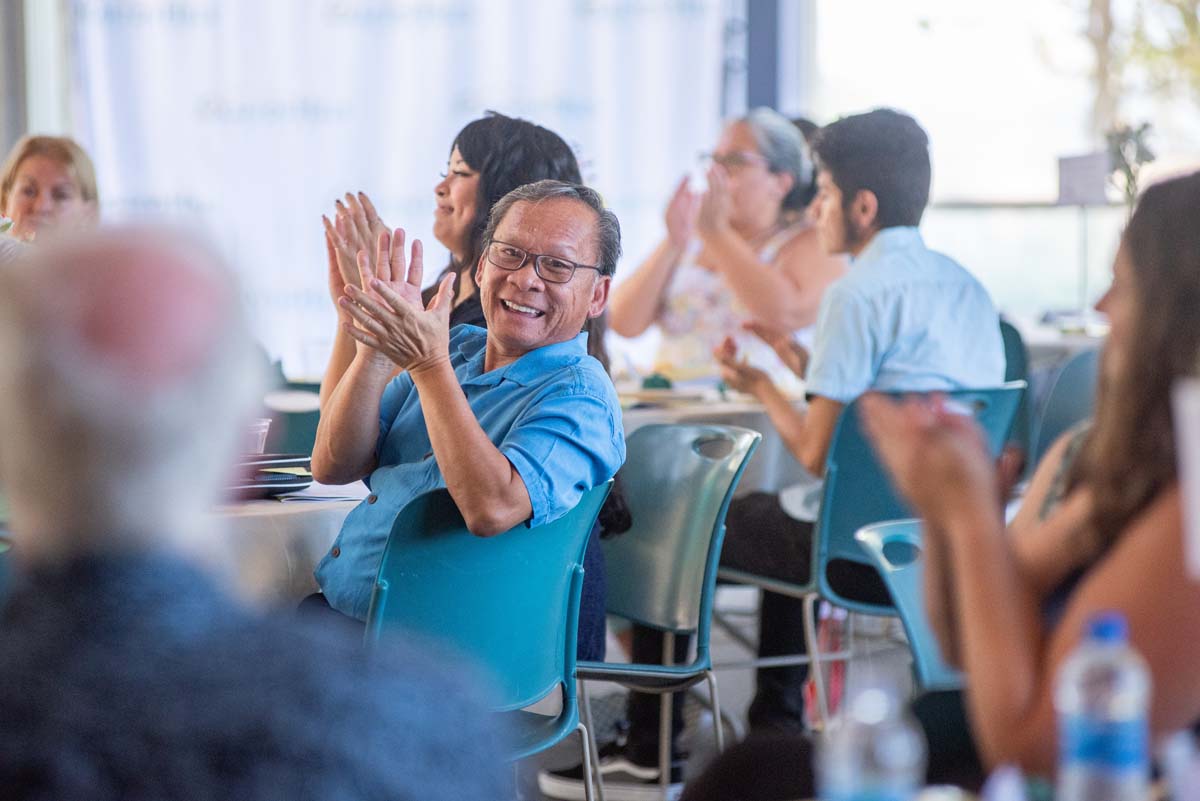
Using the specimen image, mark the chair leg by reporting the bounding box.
[802,593,830,727]
[576,721,600,801]
[658,631,676,799]
[704,669,724,753]
[578,680,606,801]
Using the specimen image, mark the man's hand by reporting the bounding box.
[743,319,809,377]
[714,335,772,397]
[339,228,456,376]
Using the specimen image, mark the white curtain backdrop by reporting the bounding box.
[67,0,725,377]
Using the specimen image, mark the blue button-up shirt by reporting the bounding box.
[780,227,1006,521]
[806,226,1006,403]
[315,325,626,619]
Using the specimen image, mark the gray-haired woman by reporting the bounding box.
[609,107,844,387]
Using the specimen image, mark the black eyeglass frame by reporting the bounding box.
[485,239,603,284]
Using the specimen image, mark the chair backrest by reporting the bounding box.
[1031,347,1100,464]
[364,483,610,712]
[999,320,1032,457]
[602,424,761,639]
[814,383,1026,615]
[854,519,962,690]
[264,382,322,456]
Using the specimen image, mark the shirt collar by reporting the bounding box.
[851,226,924,266]
[459,330,591,388]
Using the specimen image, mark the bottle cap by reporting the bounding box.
[1088,611,1128,643]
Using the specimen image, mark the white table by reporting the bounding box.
[215,481,367,605]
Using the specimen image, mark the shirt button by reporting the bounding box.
[367,494,378,504]
[331,547,341,558]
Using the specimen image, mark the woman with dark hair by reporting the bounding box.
[317,112,626,662]
[609,107,844,387]
[681,171,1200,798]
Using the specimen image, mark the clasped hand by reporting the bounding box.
[713,336,771,396]
[859,394,1000,531]
[337,225,456,376]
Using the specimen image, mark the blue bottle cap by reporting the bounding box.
[1088,611,1128,643]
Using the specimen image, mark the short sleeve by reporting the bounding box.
[377,372,416,454]
[499,376,626,527]
[804,285,879,403]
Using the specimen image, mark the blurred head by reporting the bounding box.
[810,109,930,254]
[434,112,581,270]
[0,228,262,564]
[1072,171,1200,549]
[477,180,620,368]
[0,135,99,241]
[711,109,810,231]
[789,115,821,209]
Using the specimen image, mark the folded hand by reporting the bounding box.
[713,336,771,396]
[339,227,455,375]
[322,191,390,299]
[859,393,999,530]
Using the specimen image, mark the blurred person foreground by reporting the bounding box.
[0,228,511,801]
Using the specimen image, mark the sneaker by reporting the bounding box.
[537,743,684,801]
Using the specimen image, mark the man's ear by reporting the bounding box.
[587,275,612,318]
[474,252,487,287]
[851,189,879,234]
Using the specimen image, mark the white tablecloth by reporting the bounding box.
[215,481,367,605]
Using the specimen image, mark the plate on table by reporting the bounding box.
[618,389,711,405]
[228,454,313,500]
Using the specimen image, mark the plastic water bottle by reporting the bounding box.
[817,678,926,801]
[1054,611,1151,801]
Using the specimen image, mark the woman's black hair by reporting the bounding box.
[448,111,583,276]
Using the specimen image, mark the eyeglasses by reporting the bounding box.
[699,150,770,170]
[485,240,601,284]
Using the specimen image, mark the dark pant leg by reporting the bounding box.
[577,522,607,662]
[719,493,815,733]
[297,592,366,637]
[625,623,691,766]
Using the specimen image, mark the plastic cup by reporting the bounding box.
[246,418,271,454]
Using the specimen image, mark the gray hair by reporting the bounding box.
[740,107,814,211]
[482,179,622,277]
[0,227,263,563]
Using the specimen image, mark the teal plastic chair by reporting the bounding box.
[814,383,1025,617]
[855,519,961,690]
[263,380,322,456]
[999,320,1032,463]
[576,424,760,798]
[718,383,1025,723]
[1030,347,1100,465]
[364,483,611,801]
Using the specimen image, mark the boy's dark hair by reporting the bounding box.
[811,108,931,229]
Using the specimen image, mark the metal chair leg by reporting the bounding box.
[576,681,604,801]
[802,593,830,727]
[659,631,675,800]
[704,669,724,753]
[576,721,598,801]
